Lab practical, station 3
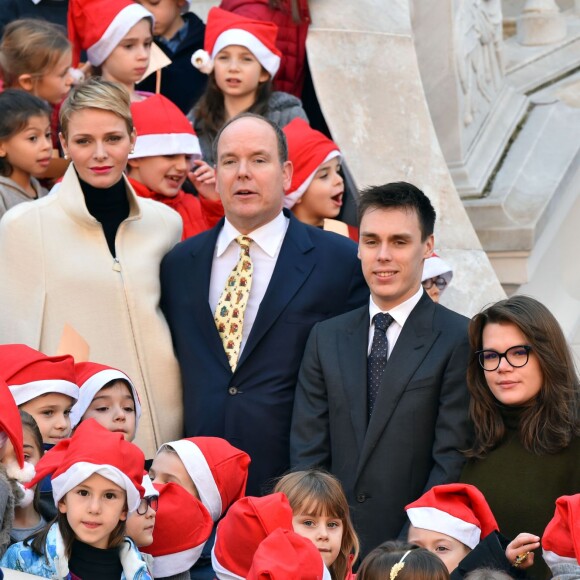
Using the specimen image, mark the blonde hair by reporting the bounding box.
[60,77,133,138]
[0,19,71,87]
[274,469,360,580]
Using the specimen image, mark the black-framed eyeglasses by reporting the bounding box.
[422,276,447,290]
[136,495,159,515]
[476,345,532,372]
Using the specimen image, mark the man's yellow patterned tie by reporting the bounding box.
[214,236,253,371]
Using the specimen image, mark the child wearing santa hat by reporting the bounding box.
[0,379,36,557]
[421,253,454,303]
[211,492,294,579]
[125,473,158,552]
[0,420,152,579]
[70,361,142,442]
[0,345,78,447]
[282,118,357,242]
[189,7,307,166]
[67,0,156,102]
[140,482,213,579]
[406,483,540,578]
[542,494,580,580]
[127,94,223,241]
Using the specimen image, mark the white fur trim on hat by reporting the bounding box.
[211,534,245,580]
[9,380,79,406]
[87,4,153,66]
[191,49,214,74]
[213,29,280,78]
[283,150,340,209]
[70,369,141,428]
[52,462,141,512]
[153,544,205,577]
[129,133,201,159]
[407,506,481,549]
[165,440,222,521]
[543,550,578,570]
[421,255,453,285]
[6,460,36,484]
[141,473,158,498]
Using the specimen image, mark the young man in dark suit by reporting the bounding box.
[290,182,472,556]
[160,113,367,497]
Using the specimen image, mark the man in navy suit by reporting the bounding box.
[290,182,472,556]
[160,113,367,496]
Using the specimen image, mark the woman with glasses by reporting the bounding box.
[460,295,580,579]
[421,253,453,303]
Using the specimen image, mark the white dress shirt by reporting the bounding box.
[209,212,289,355]
[367,286,424,357]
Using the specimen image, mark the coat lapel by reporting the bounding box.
[338,306,370,454]
[356,295,439,477]
[189,221,232,373]
[236,214,315,369]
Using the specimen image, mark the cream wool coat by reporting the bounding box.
[0,164,183,458]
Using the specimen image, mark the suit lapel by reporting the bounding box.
[189,221,232,373]
[338,306,370,453]
[356,295,439,476]
[236,214,315,369]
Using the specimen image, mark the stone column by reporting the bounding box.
[517,0,567,45]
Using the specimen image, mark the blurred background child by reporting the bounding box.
[0,90,52,219]
[421,253,453,303]
[190,7,307,165]
[70,361,141,442]
[274,469,359,580]
[67,0,155,102]
[127,94,222,240]
[135,0,207,113]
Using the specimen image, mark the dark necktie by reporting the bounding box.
[367,312,395,419]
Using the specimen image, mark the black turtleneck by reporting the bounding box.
[68,539,123,580]
[79,175,129,257]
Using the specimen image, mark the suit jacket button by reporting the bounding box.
[356,493,366,503]
[228,386,238,395]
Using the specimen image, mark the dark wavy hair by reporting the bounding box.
[193,71,273,141]
[357,541,449,580]
[465,295,580,458]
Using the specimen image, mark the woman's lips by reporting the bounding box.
[90,166,113,174]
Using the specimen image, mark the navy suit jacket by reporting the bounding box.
[160,210,368,495]
[290,293,472,555]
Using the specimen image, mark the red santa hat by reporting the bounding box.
[542,495,580,568]
[212,493,294,580]
[161,437,250,522]
[0,378,35,484]
[247,528,332,580]
[405,483,498,549]
[129,94,201,160]
[191,7,281,77]
[421,253,453,286]
[141,482,214,576]
[70,361,142,429]
[68,0,154,66]
[27,419,145,512]
[282,118,341,209]
[0,344,78,406]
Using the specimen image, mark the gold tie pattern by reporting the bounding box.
[214,236,253,371]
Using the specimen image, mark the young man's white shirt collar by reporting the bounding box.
[367,286,424,357]
[210,211,289,356]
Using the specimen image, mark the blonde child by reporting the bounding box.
[0,420,152,579]
[405,483,540,577]
[274,469,359,580]
[127,93,223,240]
[357,541,450,580]
[70,361,142,442]
[0,412,45,545]
[282,118,358,241]
[0,90,52,219]
[190,7,308,166]
[68,0,155,102]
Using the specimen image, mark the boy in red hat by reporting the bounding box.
[406,483,540,577]
[127,94,223,240]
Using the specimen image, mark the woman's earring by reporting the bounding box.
[63,153,68,160]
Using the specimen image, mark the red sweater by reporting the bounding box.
[129,178,223,240]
